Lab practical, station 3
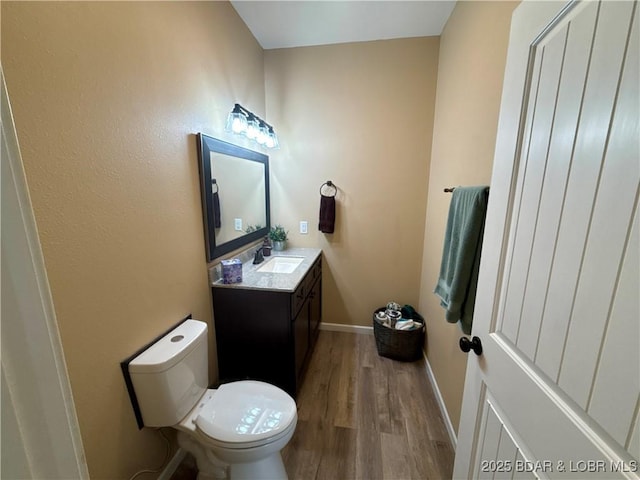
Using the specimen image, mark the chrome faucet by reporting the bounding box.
[253,247,264,265]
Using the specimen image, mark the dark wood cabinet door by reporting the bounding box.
[293,302,309,380]
[309,277,321,347]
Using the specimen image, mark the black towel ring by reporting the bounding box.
[320,180,337,197]
[320,180,338,197]
[212,178,219,194]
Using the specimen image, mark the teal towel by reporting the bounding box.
[434,186,489,334]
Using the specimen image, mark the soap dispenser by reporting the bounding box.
[262,236,272,256]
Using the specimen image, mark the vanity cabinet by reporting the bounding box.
[212,255,322,398]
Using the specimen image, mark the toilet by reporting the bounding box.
[126,319,297,480]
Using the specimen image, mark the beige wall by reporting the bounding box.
[1,2,264,478]
[417,0,519,435]
[265,37,439,327]
[3,0,520,474]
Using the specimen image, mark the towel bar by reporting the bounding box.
[444,187,455,193]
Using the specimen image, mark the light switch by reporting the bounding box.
[300,221,308,234]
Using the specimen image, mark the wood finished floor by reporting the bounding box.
[171,330,454,480]
[282,330,454,480]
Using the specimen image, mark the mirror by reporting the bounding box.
[196,133,270,261]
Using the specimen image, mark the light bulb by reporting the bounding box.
[225,104,247,134]
[256,123,269,145]
[266,128,279,149]
[265,135,275,149]
[231,116,246,134]
[246,115,259,139]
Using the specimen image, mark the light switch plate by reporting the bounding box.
[300,221,308,234]
[234,218,242,231]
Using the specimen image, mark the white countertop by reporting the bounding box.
[210,247,322,293]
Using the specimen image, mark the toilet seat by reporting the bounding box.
[194,380,297,450]
[196,417,297,450]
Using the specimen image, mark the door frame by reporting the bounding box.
[1,67,89,478]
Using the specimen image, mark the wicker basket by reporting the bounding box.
[372,307,425,361]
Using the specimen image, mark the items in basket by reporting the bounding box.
[375,301,423,330]
[395,319,422,330]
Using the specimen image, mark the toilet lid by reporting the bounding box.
[195,381,297,446]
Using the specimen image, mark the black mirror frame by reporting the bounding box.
[196,133,270,262]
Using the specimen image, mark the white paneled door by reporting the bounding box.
[454,1,639,479]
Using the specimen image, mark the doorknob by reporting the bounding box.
[459,336,483,356]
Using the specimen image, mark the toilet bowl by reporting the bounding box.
[176,381,297,480]
[126,319,297,480]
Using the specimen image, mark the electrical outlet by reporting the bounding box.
[234,218,243,231]
[300,221,308,234]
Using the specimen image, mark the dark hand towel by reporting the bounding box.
[434,186,489,334]
[213,191,221,228]
[318,194,336,233]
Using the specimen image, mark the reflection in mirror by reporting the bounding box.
[212,152,266,245]
[196,133,270,261]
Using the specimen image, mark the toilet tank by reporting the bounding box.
[128,319,208,427]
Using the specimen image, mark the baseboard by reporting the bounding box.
[422,352,458,450]
[158,448,187,480]
[319,322,373,335]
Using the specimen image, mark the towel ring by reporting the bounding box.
[212,178,219,194]
[320,180,337,197]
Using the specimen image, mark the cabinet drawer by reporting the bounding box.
[291,281,306,318]
[305,257,322,293]
[290,256,321,318]
[311,257,322,282]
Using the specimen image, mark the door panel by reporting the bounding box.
[531,0,599,380]
[587,207,639,450]
[478,401,504,479]
[516,2,597,361]
[631,419,640,460]
[499,21,568,349]
[557,2,638,410]
[455,1,639,477]
[536,1,635,385]
[474,391,537,480]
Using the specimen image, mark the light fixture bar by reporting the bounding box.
[225,103,279,149]
[232,104,274,131]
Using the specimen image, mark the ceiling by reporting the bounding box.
[230,1,457,50]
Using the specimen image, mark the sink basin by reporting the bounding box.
[256,256,305,274]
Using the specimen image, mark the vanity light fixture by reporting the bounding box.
[225,103,279,149]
